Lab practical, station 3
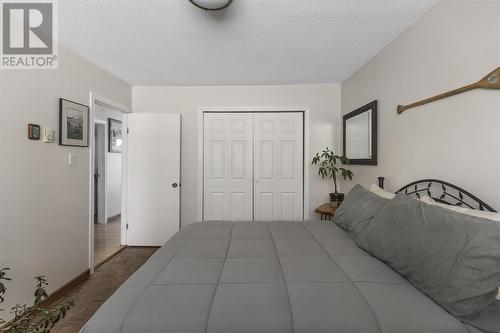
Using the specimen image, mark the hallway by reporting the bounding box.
[94,217,124,266]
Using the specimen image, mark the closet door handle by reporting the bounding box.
[171,183,178,188]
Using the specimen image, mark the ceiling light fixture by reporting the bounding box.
[189,0,233,11]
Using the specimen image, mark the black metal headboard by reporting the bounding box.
[395,179,496,212]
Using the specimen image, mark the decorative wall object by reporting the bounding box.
[28,124,40,140]
[59,98,89,147]
[108,119,122,153]
[397,67,500,114]
[343,100,377,165]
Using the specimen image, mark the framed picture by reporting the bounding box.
[108,119,122,153]
[59,98,89,147]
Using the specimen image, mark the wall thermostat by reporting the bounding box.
[43,128,55,143]
[28,124,40,140]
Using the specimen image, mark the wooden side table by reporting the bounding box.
[314,203,338,221]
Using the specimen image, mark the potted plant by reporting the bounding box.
[0,267,73,332]
[312,147,354,204]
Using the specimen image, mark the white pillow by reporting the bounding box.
[420,195,500,222]
[369,183,396,200]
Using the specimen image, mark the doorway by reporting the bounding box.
[92,102,125,267]
[203,112,304,221]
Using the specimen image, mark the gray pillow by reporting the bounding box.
[356,194,500,319]
[333,184,389,235]
[465,302,500,333]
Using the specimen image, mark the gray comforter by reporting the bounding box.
[82,221,481,333]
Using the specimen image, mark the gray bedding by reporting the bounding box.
[355,194,500,321]
[82,221,480,333]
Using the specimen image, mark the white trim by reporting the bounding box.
[197,109,204,221]
[303,109,310,218]
[121,114,129,246]
[197,106,310,221]
[88,91,131,273]
[93,94,131,114]
[88,92,95,274]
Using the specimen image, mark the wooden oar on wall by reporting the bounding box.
[397,67,500,114]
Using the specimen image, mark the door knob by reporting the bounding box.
[171,183,178,188]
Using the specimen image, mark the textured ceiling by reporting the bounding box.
[59,0,435,85]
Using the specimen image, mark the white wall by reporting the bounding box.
[95,104,122,219]
[132,84,342,225]
[0,45,130,319]
[341,0,500,210]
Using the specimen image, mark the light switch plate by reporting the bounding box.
[68,152,76,166]
[43,128,54,143]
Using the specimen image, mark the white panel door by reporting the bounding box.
[126,113,181,246]
[254,113,303,221]
[204,113,253,221]
[94,123,106,224]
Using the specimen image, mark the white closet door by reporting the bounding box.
[204,113,253,221]
[254,113,303,221]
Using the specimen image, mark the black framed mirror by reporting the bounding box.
[343,100,377,165]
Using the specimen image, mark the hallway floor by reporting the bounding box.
[94,217,124,266]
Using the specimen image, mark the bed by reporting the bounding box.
[81,180,498,333]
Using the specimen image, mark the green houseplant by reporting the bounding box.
[0,268,73,333]
[312,147,354,203]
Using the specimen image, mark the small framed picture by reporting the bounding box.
[59,98,89,147]
[108,118,122,153]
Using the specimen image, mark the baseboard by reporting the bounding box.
[107,213,121,222]
[0,268,90,330]
[40,268,91,307]
[95,245,127,269]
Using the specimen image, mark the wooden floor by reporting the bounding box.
[94,217,124,266]
[51,247,157,333]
